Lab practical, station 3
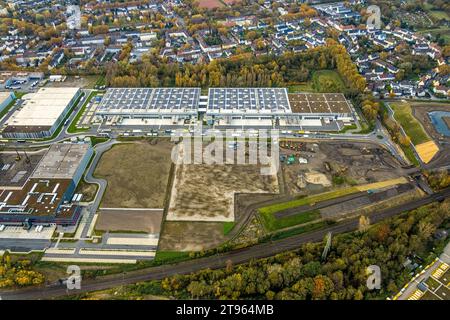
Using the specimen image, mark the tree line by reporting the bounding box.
[104,200,449,300]
[0,255,44,288]
[105,40,366,97]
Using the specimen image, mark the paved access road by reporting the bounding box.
[82,138,119,237]
[1,187,448,300]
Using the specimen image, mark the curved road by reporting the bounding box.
[83,139,120,216]
[1,187,448,300]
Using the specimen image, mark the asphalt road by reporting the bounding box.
[82,138,119,237]
[1,187,448,300]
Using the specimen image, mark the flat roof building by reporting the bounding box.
[1,87,81,139]
[96,87,356,130]
[0,143,93,226]
[96,87,201,127]
[97,87,200,115]
[32,143,92,180]
[207,88,291,115]
[280,93,355,131]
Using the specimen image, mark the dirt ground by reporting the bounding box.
[167,162,279,222]
[158,221,226,251]
[75,179,97,202]
[280,141,404,194]
[96,209,164,234]
[45,76,99,89]
[94,140,173,208]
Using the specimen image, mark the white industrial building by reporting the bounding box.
[205,88,291,128]
[96,87,356,131]
[96,87,200,127]
[1,87,81,139]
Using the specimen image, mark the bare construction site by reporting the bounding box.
[91,137,415,252]
[167,142,279,222]
[279,140,404,194]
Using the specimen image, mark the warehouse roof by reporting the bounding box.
[97,88,201,114]
[4,87,79,128]
[288,93,352,114]
[32,143,90,180]
[207,88,291,114]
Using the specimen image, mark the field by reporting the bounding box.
[288,70,345,93]
[260,187,360,216]
[259,177,408,231]
[406,102,449,166]
[288,83,314,93]
[311,70,346,93]
[418,27,450,44]
[390,102,431,145]
[159,221,226,251]
[96,209,163,234]
[196,0,224,9]
[94,140,173,208]
[429,10,450,21]
[167,161,279,222]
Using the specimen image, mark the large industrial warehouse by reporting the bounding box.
[1,87,81,139]
[95,87,356,130]
[96,87,200,127]
[205,88,291,128]
[0,143,93,226]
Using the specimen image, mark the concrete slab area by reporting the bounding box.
[45,248,76,254]
[0,225,55,240]
[106,236,159,246]
[79,248,155,257]
[41,257,137,264]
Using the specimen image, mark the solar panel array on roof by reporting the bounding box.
[97,88,200,113]
[207,88,291,114]
[288,93,352,114]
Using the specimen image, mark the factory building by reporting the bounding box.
[1,87,81,139]
[0,143,93,226]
